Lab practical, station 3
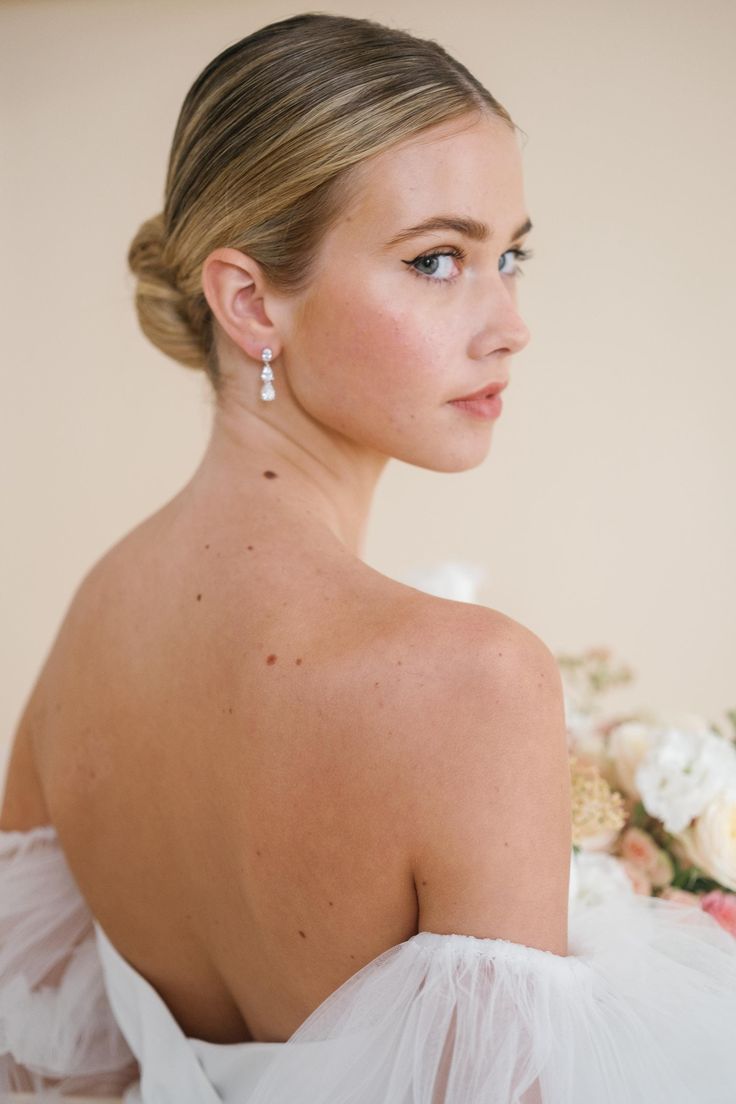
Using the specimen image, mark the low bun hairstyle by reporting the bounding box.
[127,11,519,397]
[128,212,212,371]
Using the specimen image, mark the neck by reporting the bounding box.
[185,393,389,559]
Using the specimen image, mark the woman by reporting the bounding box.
[1,12,735,1102]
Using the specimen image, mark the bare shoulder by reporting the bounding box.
[370,593,572,954]
[378,591,563,730]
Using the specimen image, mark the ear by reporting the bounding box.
[201,247,281,361]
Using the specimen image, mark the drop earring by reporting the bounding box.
[259,347,275,401]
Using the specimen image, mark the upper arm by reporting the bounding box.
[0,569,96,829]
[405,608,572,956]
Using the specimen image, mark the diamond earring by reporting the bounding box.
[259,347,275,401]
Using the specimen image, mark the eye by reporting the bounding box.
[403,244,535,286]
[403,246,466,285]
[499,247,534,278]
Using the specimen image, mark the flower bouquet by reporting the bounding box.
[560,645,736,938]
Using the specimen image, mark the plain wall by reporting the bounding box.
[2,0,735,781]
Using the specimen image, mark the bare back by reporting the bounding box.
[3,493,440,1045]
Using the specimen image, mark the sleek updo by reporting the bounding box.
[127,12,519,397]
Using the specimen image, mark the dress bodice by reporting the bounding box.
[93,917,282,1102]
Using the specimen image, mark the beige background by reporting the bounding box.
[2,0,734,782]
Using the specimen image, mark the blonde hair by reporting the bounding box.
[127,12,519,397]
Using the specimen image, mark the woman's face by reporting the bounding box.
[281,109,533,473]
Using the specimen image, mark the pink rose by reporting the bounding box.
[701,890,736,937]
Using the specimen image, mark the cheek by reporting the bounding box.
[296,271,454,417]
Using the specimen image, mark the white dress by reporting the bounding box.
[2,822,736,1103]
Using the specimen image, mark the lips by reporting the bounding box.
[452,380,508,402]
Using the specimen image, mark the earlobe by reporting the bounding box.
[201,247,277,361]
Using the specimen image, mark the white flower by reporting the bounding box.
[634,725,736,833]
[569,849,634,912]
[671,786,736,891]
[607,720,658,800]
[399,561,487,604]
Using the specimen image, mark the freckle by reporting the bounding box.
[373,681,379,688]
[196,593,202,601]
[295,657,302,665]
[204,544,210,550]
[349,953,355,959]
[328,900,334,906]
[421,879,427,886]
[247,545,253,551]
[298,929,306,939]
[263,470,278,479]
[266,654,277,665]
[256,849,262,856]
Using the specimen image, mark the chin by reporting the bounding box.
[395,437,494,474]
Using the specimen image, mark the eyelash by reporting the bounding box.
[403,245,534,286]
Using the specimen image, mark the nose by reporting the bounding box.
[482,280,531,357]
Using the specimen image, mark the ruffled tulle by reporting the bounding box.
[222,891,736,1103]
[0,825,137,1100]
[3,822,736,1102]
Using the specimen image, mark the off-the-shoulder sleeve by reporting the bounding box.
[243,891,736,1104]
[0,825,138,1099]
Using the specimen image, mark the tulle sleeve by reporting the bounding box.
[0,825,138,1099]
[243,890,736,1104]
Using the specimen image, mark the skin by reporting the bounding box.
[191,107,532,557]
[0,105,539,1045]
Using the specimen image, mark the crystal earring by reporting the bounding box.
[259,347,275,401]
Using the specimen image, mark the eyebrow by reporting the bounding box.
[384,215,533,249]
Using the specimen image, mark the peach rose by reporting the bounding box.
[621,859,652,895]
[620,826,660,869]
[659,887,702,907]
[647,848,675,889]
[618,827,674,889]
